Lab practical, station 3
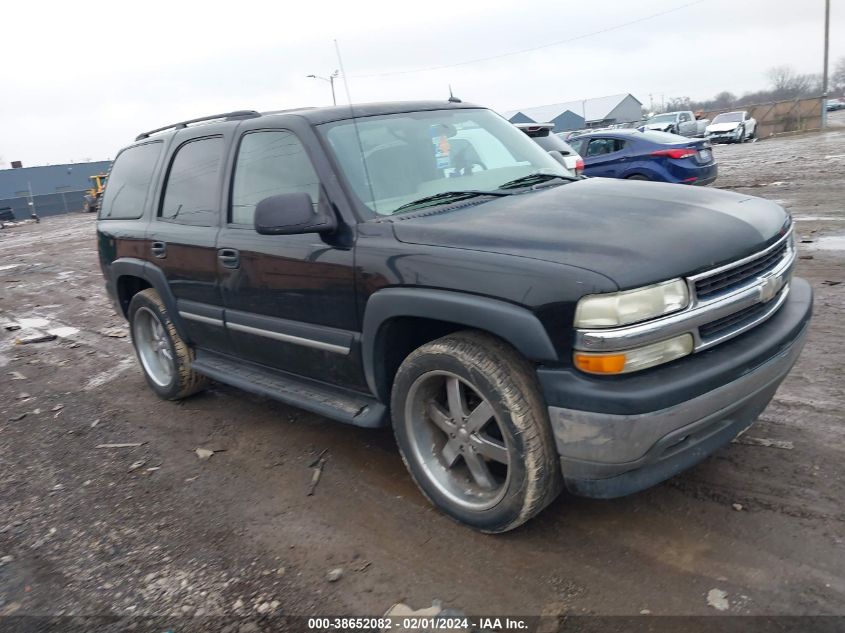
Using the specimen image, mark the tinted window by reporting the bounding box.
[99,142,162,219]
[160,137,224,226]
[585,138,626,157]
[230,131,320,226]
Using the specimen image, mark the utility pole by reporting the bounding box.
[306,70,339,106]
[822,0,830,127]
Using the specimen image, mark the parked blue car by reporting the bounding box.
[565,129,717,185]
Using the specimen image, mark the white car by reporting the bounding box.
[706,111,757,143]
[513,123,583,177]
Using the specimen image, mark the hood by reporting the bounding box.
[643,122,673,131]
[707,121,741,133]
[390,178,789,290]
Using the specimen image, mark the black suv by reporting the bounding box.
[97,101,811,532]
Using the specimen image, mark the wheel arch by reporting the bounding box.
[361,288,559,402]
[110,258,190,342]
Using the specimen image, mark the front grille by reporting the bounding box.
[695,241,788,300]
[698,301,770,340]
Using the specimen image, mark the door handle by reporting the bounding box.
[217,248,240,269]
[151,241,167,258]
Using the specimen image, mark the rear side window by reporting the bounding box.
[230,131,320,226]
[160,136,224,226]
[99,141,162,219]
[585,138,626,157]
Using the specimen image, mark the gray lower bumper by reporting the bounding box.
[549,320,808,498]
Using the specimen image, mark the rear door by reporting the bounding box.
[146,129,235,354]
[216,121,365,391]
[583,138,627,178]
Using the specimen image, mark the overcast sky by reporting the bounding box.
[1,0,841,166]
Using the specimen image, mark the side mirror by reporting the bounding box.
[254,192,336,235]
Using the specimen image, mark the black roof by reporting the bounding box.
[269,100,481,125]
[134,100,482,141]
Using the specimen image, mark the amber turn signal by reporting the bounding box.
[573,352,627,374]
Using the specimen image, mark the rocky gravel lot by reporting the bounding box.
[1,116,844,630]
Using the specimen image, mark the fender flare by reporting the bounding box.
[110,258,190,342]
[361,288,559,399]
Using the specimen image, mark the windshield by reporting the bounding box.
[712,112,744,123]
[648,114,677,123]
[318,108,568,215]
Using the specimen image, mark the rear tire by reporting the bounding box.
[390,331,561,533]
[128,288,208,400]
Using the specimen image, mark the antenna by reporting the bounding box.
[334,39,378,214]
[448,85,462,103]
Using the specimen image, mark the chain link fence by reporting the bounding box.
[0,189,89,220]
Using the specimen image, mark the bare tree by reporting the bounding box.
[711,91,736,109]
[766,65,818,99]
[665,96,692,112]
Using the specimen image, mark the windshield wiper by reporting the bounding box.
[497,173,575,190]
[390,190,512,214]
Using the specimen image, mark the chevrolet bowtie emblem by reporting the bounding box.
[759,275,782,303]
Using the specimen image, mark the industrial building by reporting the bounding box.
[504,93,644,132]
[0,160,111,219]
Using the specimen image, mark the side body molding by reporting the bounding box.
[361,288,560,399]
[109,258,190,342]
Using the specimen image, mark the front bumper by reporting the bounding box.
[707,130,742,143]
[541,277,812,498]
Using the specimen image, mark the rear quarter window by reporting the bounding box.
[99,141,163,219]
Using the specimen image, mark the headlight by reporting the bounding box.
[574,333,694,375]
[574,279,690,328]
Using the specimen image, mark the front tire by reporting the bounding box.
[128,288,208,400]
[626,174,650,181]
[390,331,561,533]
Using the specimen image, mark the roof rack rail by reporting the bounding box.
[135,110,261,141]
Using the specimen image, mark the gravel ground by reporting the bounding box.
[1,114,843,628]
